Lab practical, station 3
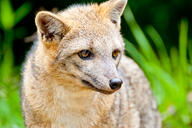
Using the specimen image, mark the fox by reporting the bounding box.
[21,0,161,127]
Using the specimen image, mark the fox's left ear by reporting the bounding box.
[35,11,70,43]
[101,0,127,26]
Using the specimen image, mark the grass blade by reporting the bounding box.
[189,39,192,65]
[124,38,146,65]
[145,26,171,73]
[14,2,32,26]
[123,6,159,64]
[0,0,14,30]
[179,19,188,73]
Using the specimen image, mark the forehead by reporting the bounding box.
[62,24,122,52]
[60,25,123,57]
[58,4,123,54]
[86,28,122,52]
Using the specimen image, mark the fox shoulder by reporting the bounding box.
[119,55,162,128]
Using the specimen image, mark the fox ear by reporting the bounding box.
[35,11,70,43]
[101,0,127,26]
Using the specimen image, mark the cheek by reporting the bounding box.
[63,58,87,77]
[75,55,96,70]
[65,61,79,73]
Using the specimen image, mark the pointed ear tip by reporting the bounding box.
[109,0,128,3]
[35,11,54,21]
[118,0,128,3]
[36,11,53,16]
[35,11,56,28]
[36,11,50,19]
[116,0,128,6]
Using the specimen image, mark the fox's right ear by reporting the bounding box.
[35,11,70,43]
[100,0,127,28]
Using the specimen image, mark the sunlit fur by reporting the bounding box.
[21,0,161,127]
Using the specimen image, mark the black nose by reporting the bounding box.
[109,78,122,90]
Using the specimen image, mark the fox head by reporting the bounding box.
[35,0,127,94]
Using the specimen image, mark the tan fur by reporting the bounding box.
[21,0,161,127]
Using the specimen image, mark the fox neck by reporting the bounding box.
[35,70,115,127]
[46,77,115,127]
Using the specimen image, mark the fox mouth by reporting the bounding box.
[81,80,114,94]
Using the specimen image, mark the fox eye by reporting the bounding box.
[78,50,94,60]
[112,50,120,60]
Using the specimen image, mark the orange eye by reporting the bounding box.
[78,50,94,60]
[112,50,120,60]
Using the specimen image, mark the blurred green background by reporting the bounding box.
[0,0,191,127]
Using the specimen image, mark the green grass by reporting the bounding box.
[0,0,31,127]
[0,76,24,128]
[124,6,192,128]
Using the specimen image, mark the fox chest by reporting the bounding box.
[47,90,140,128]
